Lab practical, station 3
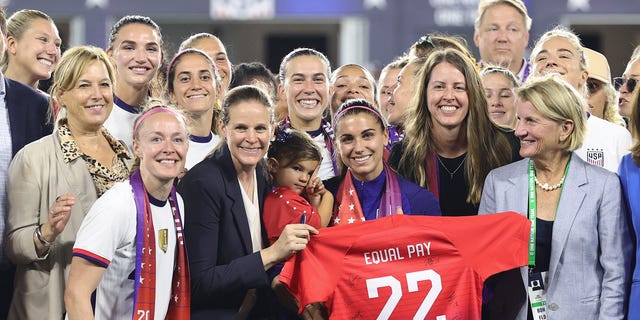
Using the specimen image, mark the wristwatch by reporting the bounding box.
[35,224,53,247]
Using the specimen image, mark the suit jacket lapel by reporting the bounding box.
[217,144,254,254]
[548,154,587,283]
[507,159,529,215]
[5,78,26,156]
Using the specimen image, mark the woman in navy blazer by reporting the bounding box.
[479,75,631,319]
[178,85,317,319]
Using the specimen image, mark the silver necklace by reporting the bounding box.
[534,175,566,192]
[436,154,467,180]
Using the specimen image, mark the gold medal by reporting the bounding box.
[158,229,168,253]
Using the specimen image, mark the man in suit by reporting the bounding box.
[0,6,52,318]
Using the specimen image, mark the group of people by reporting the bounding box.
[0,0,639,319]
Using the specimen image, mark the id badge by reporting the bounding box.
[528,271,548,319]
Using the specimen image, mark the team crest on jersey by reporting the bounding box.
[158,229,168,253]
[586,149,604,167]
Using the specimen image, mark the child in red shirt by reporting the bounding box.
[264,128,333,244]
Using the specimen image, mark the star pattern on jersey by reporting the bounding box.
[334,186,365,225]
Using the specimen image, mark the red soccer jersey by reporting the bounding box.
[264,187,321,244]
[280,212,530,319]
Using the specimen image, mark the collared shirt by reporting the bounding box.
[0,73,10,267]
[58,121,131,197]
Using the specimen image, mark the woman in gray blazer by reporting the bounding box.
[4,46,132,319]
[479,75,631,319]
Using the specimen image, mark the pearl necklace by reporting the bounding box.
[534,175,566,191]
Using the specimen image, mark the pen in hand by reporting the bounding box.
[300,214,309,241]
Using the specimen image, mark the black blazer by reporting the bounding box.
[5,77,52,155]
[178,143,272,319]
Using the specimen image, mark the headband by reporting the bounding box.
[333,104,388,129]
[133,106,182,137]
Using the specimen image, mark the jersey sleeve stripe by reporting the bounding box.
[72,248,110,268]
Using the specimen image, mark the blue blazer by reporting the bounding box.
[5,77,52,155]
[178,143,272,319]
[618,153,640,319]
[479,154,632,320]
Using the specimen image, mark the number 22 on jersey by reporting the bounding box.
[366,269,446,320]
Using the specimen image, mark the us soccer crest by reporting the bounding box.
[158,229,168,253]
[586,149,604,167]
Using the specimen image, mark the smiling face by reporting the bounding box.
[6,18,61,82]
[108,23,162,91]
[377,66,401,118]
[482,72,517,128]
[282,55,331,130]
[134,112,188,187]
[515,99,568,159]
[335,112,388,181]
[60,60,114,132]
[532,36,587,90]
[272,158,319,195]
[168,53,219,117]
[189,37,232,91]
[221,100,273,172]
[474,3,529,72]
[426,61,469,130]
[389,62,421,126]
[330,65,375,115]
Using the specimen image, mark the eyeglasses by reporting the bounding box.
[586,80,602,94]
[613,77,637,92]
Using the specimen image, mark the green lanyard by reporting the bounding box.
[526,155,571,269]
[527,160,538,268]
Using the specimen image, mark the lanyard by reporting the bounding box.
[526,155,571,270]
[526,160,538,268]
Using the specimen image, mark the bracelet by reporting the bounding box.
[35,224,53,247]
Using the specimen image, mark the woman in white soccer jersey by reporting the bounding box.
[166,48,222,170]
[65,102,191,320]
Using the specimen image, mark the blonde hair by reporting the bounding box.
[130,99,188,173]
[1,9,56,70]
[51,46,115,122]
[600,81,626,126]
[517,74,587,151]
[395,48,514,204]
[530,26,588,95]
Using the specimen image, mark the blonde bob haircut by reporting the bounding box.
[50,46,116,121]
[517,74,587,152]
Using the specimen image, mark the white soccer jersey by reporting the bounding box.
[185,133,221,170]
[575,115,632,172]
[103,98,138,151]
[73,181,185,320]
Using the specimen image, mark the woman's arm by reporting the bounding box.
[5,146,75,263]
[64,257,105,320]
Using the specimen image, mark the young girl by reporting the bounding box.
[264,128,333,244]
